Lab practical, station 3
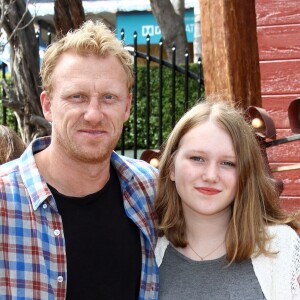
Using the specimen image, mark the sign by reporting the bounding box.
[116,9,194,45]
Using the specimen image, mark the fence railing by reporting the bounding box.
[120,30,204,158]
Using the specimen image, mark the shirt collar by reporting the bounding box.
[19,136,52,210]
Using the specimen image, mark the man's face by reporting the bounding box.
[40,51,132,164]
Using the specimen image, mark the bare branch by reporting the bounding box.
[30,115,52,132]
[5,0,35,45]
[0,0,16,28]
[0,1,7,30]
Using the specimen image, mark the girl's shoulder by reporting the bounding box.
[252,224,300,299]
[265,224,299,251]
[155,236,170,267]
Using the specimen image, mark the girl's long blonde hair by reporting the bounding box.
[155,97,300,263]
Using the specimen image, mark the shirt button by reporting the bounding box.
[54,229,60,236]
[57,276,64,282]
[43,203,47,209]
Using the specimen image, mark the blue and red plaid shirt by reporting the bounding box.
[0,137,159,299]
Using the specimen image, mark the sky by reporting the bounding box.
[28,0,196,16]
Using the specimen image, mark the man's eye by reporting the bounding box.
[72,94,84,100]
[103,94,117,101]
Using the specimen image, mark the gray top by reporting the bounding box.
[159,244,266,300]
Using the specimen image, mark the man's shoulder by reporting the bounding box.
[123,156,158,175]
[0,157,23,188]
[0,137,50,203]
[0,158,26,209]
[111,151,158,179]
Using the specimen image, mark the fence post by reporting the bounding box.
[133,31,138,158]
[158,39,163,146]
[197,58,202,99]
[171,43,176,128]
[36,30,40,69]
[184,49,189,111]
[120,28,126,155]
[47,27,52,45]
[1,63,7,125]
[146,34,151,148]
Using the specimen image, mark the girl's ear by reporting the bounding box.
[170,166,175,181]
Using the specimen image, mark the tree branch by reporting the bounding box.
[0,0,34,47]
[4,0,35,45]
[30,114,52,134]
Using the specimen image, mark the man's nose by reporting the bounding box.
[84,98,104,123]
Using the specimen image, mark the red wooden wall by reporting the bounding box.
[255,0,300,210]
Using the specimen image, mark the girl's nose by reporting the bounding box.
[201,163,219,183]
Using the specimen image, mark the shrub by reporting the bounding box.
[118,63,204,149]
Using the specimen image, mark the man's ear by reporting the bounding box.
[40,91,52,121]
[124,92,132,122]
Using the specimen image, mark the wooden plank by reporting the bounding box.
[257,25,300,60]
[281,185,300,197]
[256,0,300,26]
[266,127,295,139]
[270,162,300,168]
[262,95,300,129]
[272,163,300,172]
[254,0,300,209]
[259,60,300,94]
[271,168,300,196]
[279,196,300,212]
[266,133,300,162]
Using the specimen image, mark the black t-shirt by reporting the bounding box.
[49,165,142,300]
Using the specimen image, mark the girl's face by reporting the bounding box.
[170,120,237,220]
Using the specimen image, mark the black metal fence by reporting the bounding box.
[1,63,18,132]
[0,29,204,158]
[120,30,204,157]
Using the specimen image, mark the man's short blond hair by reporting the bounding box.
[40,21,133,95]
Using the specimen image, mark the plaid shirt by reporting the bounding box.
[0,137,159,300]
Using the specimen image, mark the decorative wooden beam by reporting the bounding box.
[271,164,300,173]
[199,0,262,108]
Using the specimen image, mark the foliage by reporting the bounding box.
[0,72,16,130]
[0,102,15,129]
[118,63,204,150]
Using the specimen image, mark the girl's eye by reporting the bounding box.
[190,156,204,162]
[221,161,236,167]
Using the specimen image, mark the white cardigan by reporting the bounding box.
[155,224,300,300]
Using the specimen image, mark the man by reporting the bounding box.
[0,21,158,300]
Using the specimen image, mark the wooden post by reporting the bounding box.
[199,0,262,108]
